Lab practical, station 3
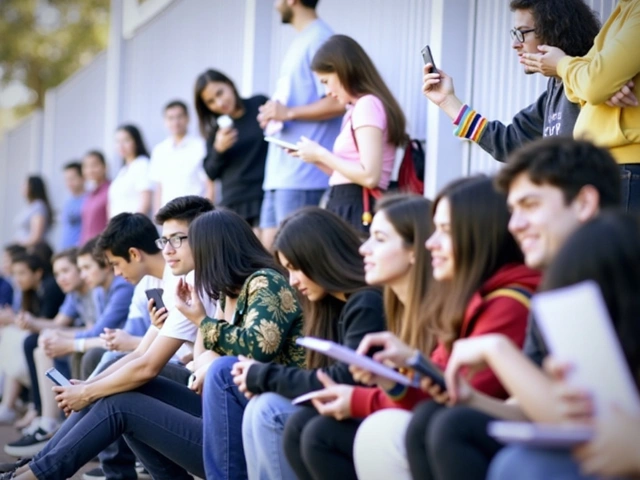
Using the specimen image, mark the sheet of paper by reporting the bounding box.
[532,280,640,418]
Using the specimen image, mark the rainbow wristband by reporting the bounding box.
[453,104,488,142]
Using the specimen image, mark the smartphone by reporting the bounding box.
[421,45,438,73]
[145,288,165,311]
[410,354,447,390]
[45,367,72,387]
[264,136,299,151]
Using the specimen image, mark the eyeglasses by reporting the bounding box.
[510,28,535,43]
[155,235,188,249]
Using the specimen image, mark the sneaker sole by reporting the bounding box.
[82,474,106,480]
[3,440,49,459]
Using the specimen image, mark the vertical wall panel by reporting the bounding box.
[1,113,44,246]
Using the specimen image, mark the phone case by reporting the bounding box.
[410,354,446,390]
[421,45,438,72]
[145,288,165,310]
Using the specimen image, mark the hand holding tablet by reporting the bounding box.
[264,136,299,151]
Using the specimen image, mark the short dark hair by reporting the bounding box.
[164,100,188,115]
[27,241,54,274]
[63,162,83,176]
[4,243,27,262]
[52,247,79,266]
[79,237,108,268]
[190,210,281,301]
[300,0,318,8]
[155,195,214,226]
[495,137,621,208]
[11,253,47,274]
[84,150,106,166]
[95,213,160,262]
[509,0,600,57]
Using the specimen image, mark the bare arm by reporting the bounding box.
[137,190,152,216]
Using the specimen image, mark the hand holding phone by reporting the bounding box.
[421,45,438,73]
[45,367,72,387]
[408,352,447,391]
[264,136,299,151]
[145,288,165,311]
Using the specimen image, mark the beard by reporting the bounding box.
[280,6,293,24]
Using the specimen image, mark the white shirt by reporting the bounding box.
[154,267,217,358]
[149,135,207,208]
[108,156,152,218]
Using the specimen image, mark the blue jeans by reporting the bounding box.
[243,393,300,480]
[620,164,640,213]
[489,446,612,480]
[203,356,249,480]
[259,189,325,228]
[29,377,203,480]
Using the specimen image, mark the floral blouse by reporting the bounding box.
[200,268,305,367]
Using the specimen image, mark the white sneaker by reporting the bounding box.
[0,406,17,425]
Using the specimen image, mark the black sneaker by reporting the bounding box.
[3,427,55,458]
[82,467,106,480]
[0,458,29,473]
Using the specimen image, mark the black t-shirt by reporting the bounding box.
[38,274,65,318]
[203,95,269,207]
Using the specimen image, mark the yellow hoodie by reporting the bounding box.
[557,0,640,164]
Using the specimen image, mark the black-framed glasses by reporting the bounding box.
[155,235,188,249]
[510,28,535,43]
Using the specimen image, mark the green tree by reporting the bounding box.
[0,0,109,115]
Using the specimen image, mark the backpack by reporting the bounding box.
[350,124,426,225]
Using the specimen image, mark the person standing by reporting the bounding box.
[257,0,344,248]
[14,176,53,247]
[150,100,211,214]
[108,125,153,218]
[60,162,86,249]
[80,150,110,244]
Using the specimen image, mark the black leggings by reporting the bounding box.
[406,401,504,480]
[282,406,362,480]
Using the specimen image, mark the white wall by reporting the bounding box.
[0,0,620,250]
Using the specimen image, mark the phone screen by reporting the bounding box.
[45,367,71,387]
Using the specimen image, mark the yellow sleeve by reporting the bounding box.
[557,9,640,105]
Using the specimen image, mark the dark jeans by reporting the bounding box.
[202,356,249,480]
[28,376,203,480]
[620,164,640,213]
[23,333,70,415]
[406,401,503,480]
[91,353,191,480]
[282,406,361,480]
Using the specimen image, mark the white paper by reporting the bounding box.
[264,136,299,151]
[295,337,413,386]
[532,280,640,418]
[488,421,593,448]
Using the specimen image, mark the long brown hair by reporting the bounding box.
[274,207,370,369]
[423,175,524,351]
[311,35,407,147]
[193,69,242,139]
[373,194,433,351]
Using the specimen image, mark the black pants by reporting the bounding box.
[23,333,70,415]
[29,376,202,480]
[406,401,504,480]
[283,406,361,480]
[326,184,376,236]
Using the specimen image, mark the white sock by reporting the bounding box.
[38,416,60,433]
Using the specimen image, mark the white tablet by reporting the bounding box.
[295,337,414,386]
[264,136,299,151]
[291,390,325,405]
[532,280,640,418]
[488,421,593,448]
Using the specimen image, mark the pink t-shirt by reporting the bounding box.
[329,94,395,190]
[80,181,110,244]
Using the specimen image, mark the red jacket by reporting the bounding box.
[350,263,540,418]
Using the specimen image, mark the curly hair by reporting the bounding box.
[510,0,600,57]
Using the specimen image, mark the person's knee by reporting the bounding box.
[426,406,471,456]
[354,410,412,478]
[488,446,533,480]
[405,401,443,452]
[204,355,238,391]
